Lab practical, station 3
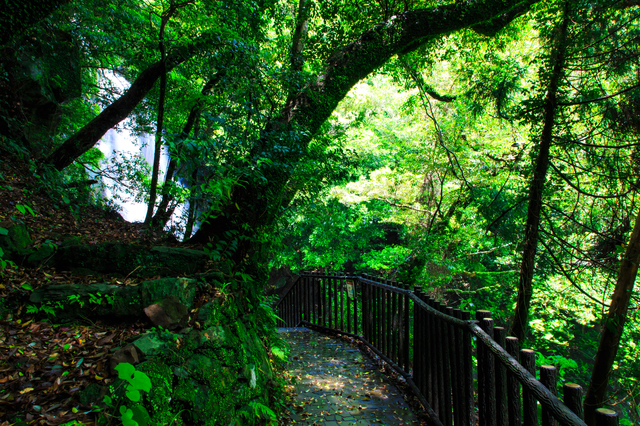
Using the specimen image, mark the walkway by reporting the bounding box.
[280,328,420,425]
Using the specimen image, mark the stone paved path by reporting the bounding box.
[280,328,420,425]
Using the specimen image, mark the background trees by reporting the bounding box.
[1,0,639,422]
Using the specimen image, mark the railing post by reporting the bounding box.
[354,275,359,335]
[595,408,618,426]
[480,317,497,426]
[414,287,425,398]
[403,283,410,373]
[386,279,393,361]
[540,365,558,426]
[433,297,444,417]
[461,310,475,426]
[454,309,469,426]
[391,280,399,364]
[494,326,508,426]
[563,383,584,420]
[476,310,492,426]
[448,307,461,426]
[440,303,452,426]
[506,336,521,426]
[521,349,538,426]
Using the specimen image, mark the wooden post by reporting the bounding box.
[540,365,558,426]
[431,297,442,416]
[563,383,584,420]
[595,408,618,426]
[481,318,497,426]
[462,310,475,426]
[521,349,538,426]
[448,307,461,426]
[440,304,453,426]
[454,309,469,426]
[403,284,410,373]
[494,326,508,426]
[476,310,492,426]
[506,336,521,426]
[414,287,426,397]
[389,284,399,364]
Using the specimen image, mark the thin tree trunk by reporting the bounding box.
[583,206,640,425]
[510,4,570,341]
[151,72,224,229]
[144,10,171,226]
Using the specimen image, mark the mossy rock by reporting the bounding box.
[52,243,209,277]
[0,222,32,259]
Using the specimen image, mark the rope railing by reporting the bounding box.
[274,272,621,426]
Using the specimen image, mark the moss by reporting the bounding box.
[137,359,183,425]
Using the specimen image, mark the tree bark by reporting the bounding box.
[188,0,540,249]
[44,40,209,171]
[583,206,640,425]
[151,72,224,229]
[144,7,173,226]
[510,4,570,341]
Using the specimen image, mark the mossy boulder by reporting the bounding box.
[0,222,32,259]
[119,309,278,425]
[52,242,209,277]
[29,277,197,320]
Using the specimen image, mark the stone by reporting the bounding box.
[144,296,188,330]
[110,344,140,376]
[79,383,107,406]
[140,278,196,308]
[52,242,209,277]
[25,244,56,267]
[0,222,32,259]
[132,333,174,357]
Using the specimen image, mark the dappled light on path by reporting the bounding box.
[281,328,420,425]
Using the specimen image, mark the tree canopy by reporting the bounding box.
[2,0,640,423]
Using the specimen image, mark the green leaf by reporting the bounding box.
[21,283,33,291]
[0,227,8,236]
[115,362,135,381]
[126,388,141,402]
[131,371,152,392]
[131,405,151,426]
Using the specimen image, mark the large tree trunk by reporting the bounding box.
[44,41,208,171]
[510,5,570,341]
[583,206,640,425]
[1,0,70,46]
[188,0,539,251]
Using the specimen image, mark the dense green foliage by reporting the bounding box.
[1,0,639,423]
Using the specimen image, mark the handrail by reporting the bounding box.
[275,272,619,426]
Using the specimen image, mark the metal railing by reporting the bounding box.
[275,272,621,426]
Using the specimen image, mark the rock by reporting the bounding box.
[140,277,196,308]
[52,242,209,277]
[25,244,56,267]
[0,222,32,259]
[144,296,188,330]
[79,383,107,406]
[132,333,178,358]
[110,344,140,375]
[28,277,198,320]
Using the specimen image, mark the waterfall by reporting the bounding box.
[95,70,185,235]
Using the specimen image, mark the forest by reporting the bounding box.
[0,0,639,425]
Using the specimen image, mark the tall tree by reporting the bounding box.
[510,2,570,341]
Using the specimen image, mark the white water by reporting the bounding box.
[95,71,186,235]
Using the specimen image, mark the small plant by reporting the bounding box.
[15,203,35,216]
[103,363,152,426]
